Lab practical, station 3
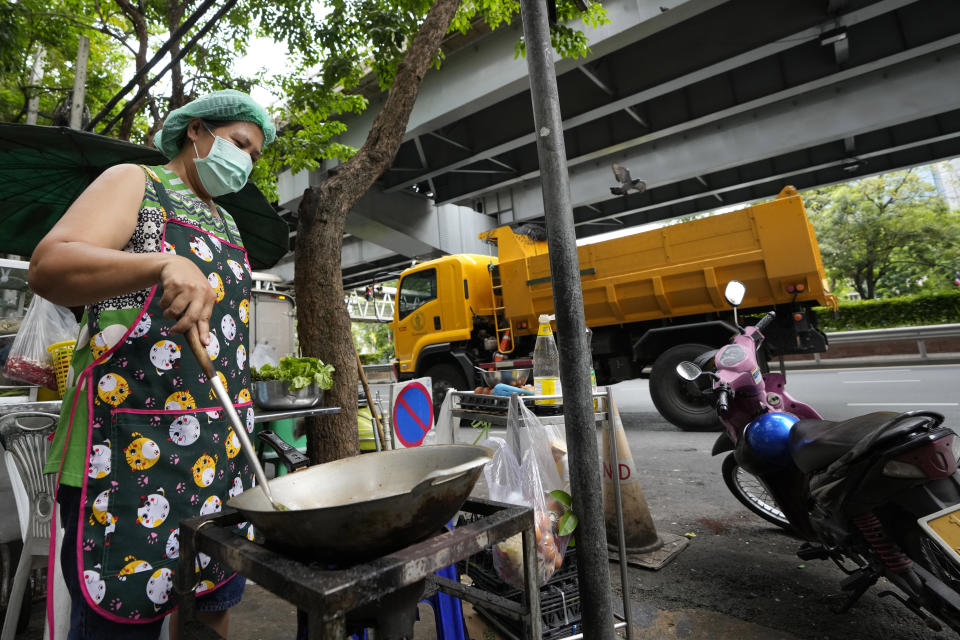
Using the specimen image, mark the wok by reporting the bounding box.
[228,435,491,562]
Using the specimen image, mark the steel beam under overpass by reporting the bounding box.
[482,37,960,222]
[335,0,723,150]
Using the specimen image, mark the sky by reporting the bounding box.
[233,36,290,108]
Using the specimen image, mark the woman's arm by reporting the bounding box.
[29,164,216,341]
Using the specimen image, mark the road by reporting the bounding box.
[610,363,960,428]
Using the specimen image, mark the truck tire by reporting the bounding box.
[649,343,721,431]
[423,362,468,420]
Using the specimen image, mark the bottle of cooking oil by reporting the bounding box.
[533,314,561,407]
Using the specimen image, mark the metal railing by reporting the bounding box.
[816,323,960,362]
[345,291,395,323]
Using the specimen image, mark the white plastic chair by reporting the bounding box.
[0,411,68,640]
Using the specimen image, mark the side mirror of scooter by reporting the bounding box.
[676,361,703,381]
[724,280,746,307]
[724,280,746,330]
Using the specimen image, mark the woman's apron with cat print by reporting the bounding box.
[66,174,256,623]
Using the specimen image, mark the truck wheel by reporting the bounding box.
[649,343,721,431]
[423,363,468,420]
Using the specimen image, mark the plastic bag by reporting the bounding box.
[1,295,78,388]
[483,397,571,588]
[249,342,279,370]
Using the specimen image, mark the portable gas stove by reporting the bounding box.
[176,498,541,640]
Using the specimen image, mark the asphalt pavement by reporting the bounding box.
[610,363,960,425]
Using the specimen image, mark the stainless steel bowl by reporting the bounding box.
[252,380,322,410]
[478,368,532,387]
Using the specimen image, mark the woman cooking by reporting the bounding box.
[29,89,275,639]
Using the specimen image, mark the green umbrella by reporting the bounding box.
[0,123,289,268]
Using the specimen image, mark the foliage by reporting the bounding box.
[508,0,610,59]
[812,290,960,332]
[352,322,394,364]
[549,489,578,535]
[0,0,129,129]
[251,356,335,390]
[803,170,960,299]
[251,0,609,201]
[2,0,608,198]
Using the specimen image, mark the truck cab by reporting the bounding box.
[390,255,495,406]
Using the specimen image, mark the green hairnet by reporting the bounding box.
[153,89,276,159]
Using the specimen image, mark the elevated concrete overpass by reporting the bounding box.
[273,0,960,288]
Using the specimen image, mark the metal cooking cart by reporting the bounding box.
[177,498,542,639]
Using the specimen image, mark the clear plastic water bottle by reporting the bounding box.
[533,314,561,407]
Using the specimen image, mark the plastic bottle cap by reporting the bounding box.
[539,314,551,324]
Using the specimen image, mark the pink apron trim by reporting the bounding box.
[170,218,247,253]
[55,199,251,626]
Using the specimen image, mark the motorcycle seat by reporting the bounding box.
[788,411,924,474]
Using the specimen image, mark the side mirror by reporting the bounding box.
[676,361,702,381]
[724,280,746,307]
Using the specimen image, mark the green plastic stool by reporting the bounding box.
[257,418,305,477]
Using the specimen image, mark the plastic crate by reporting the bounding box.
[460,546,581,638]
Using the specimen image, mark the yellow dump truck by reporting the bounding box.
[389,186,836,430]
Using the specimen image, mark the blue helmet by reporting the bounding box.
[742,412,800,469]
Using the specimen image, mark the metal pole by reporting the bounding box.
[69,36,89,130]
[518,0,615,636]
[25,47,45,125]
[606,388,634,638]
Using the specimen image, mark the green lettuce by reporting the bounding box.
[252,356,335,391]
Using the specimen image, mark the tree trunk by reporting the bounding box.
[295,185,358,463]
[295,0,461,464]
[166,0,187,110]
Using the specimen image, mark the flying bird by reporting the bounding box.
[610,163,646,196]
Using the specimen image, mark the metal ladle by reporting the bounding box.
[186,331,287,511]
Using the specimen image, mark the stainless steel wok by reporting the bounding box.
[227,441,491,562]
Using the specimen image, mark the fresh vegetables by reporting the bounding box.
[251,356,335,391]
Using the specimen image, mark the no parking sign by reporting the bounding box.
[390,378,434,448]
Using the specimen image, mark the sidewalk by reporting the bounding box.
[14,569,803,640]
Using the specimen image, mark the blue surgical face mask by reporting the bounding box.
[192,126,253,197]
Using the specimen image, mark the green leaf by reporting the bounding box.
[549,489,572,509]
[252,356,335,390]
[558,511,578,537]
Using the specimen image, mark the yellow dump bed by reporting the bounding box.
[486,187,833,335]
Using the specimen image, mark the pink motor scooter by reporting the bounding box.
[677,281,960,632]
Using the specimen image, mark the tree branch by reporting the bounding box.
[331,0,461,201]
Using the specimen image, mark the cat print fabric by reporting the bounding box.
[70,171,255,622]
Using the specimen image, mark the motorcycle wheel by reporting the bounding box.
[721,453,792,531]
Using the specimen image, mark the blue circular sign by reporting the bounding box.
[392,381,433,447]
